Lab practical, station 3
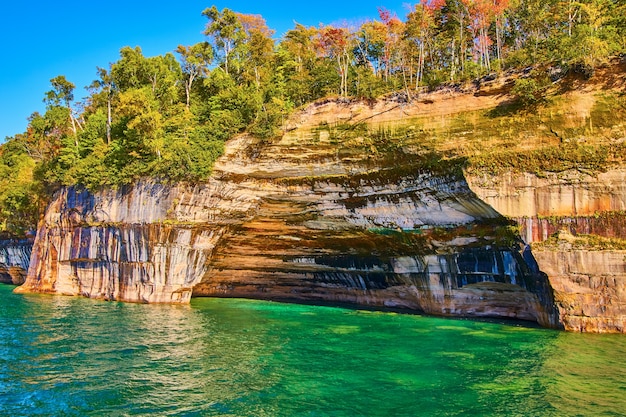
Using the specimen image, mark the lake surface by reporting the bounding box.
[1,284,624,416]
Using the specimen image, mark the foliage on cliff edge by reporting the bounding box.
[1,0,625,235]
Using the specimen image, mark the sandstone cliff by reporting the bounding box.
[468,170,626,333]
[0,239,31,285]
[14,62,626,332]
[14,104,561,327]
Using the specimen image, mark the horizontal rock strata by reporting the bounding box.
[0,239,32,285]
[16,104,561,328]
[468,170,626,332]
[534,249,626,332]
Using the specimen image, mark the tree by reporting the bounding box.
[354,20,387,77]
[279,23,318,105]
[44,75,81,141]
[116,88,164,161]
[176,42,213,108]
[89,67,115,144]
[22,111,63,162]
[462,0,495,71]
[405,1,444,89]
[202,6,245,76]
[573,0,613,68]
[493,0,511,64]
[236,13,275,88]
[443,0,472,78]
[508,0,559,63]
[145,53,182,109]
[111,47,182,109]
[0,137,39,235]
[317,24,353,96]
[111,46,150,90]
[378,7,405,83]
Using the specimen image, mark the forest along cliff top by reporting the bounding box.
[270,59,626,181]
[286,60,626,132]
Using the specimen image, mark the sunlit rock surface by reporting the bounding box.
[533,248,626,332]
[467,169,626,220]
[15,184,229,303]
[12,68,626,332]
[468,170,626,333]
[0,239,32,285]
[15,102,561,328]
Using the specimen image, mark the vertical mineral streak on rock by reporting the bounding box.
[14,180,233,303]
[467,168,626,333]
[11,98,580,330]
[0,239,33,285]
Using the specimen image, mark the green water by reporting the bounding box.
[1,284,624,416]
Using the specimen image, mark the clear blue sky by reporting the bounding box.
[0,1,410,142]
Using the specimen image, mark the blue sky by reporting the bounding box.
[0,1,411,142]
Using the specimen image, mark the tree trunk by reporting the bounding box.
[495,18,502,63]
[67,104,78,148]
[185,72,195,109]
[106,95,111,145]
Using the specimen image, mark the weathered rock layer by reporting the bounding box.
[15,102,561,328]
[533,248,625,332]
[0,239,32,285]
[468,170,626,332]
[15,86,626,332]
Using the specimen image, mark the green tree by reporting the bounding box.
[354,20,387,78]
[278,23,318,106]
[405,2,441,88]
[236,13,275,88]
[568,0,615,69]
[145,53,182,109]
[89,66,115,144]
[116,88,164,161]
[202,6,245,76]
[0,137,40,235]
[176,42,213,108]
[44,75,81,142]
[111,46,150,90]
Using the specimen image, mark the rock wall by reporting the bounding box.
[11,68,626,332]
[0,239,32,285]
[466,169,626,220]
[467,170,626,332]
[15,116,561,327]
[15,183,237,303]
[514,214,626,245]
[534,249,625,332]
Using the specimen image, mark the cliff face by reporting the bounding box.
[533,247,625,332]
[467,169,626,242]
[15,183,231,303]
[468,171,626,332]
[15,65,626,332]
[0,239,32,285]
[15,103,561,327]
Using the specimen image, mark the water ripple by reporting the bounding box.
[1,285,625,416]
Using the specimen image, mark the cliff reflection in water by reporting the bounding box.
[1,284,624,416]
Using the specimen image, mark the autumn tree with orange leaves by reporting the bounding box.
[1,1,625,235]
[317,25,354,97]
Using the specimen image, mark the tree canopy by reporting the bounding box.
[1,1,624,236]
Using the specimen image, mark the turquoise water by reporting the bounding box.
[1,284,625,416]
